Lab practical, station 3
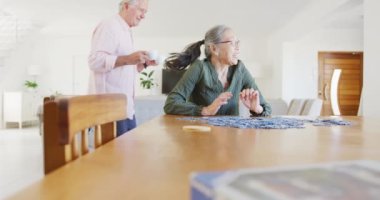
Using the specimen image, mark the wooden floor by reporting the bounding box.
[0,126,43,199]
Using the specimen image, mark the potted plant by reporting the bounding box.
[24,80,38,91]
[140,70,157,90]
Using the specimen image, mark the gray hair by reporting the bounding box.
[204,25,231,59]
[119,0,138,12]
[164,25,232,70]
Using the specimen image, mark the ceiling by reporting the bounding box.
[0,0,363,57]
[0,0,312,36]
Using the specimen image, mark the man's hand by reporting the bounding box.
[137,59,159,72]
[115,51,150,67]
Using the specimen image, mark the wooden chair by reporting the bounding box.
[43,94,126,174]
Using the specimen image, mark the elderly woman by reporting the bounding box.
[164,25,271,117]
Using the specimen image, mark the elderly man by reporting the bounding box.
[89,0,154,136]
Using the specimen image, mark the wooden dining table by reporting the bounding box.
[7,115,380,199]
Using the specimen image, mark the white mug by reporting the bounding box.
[148,50,158,61]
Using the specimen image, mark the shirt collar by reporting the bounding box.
[116,14,131,31]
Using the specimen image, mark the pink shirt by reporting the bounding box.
[88,14,137,119]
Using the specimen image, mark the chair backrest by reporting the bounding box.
[43,94,126,174]
[301,98,323,116]
[267,99,288,115]
[287,99,307,115]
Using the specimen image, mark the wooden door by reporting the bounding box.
[318,52,363,116]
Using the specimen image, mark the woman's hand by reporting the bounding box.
[239,88,263,114]
[202,92,233,116]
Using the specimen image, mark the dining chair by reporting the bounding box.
[43,94,126,174]
[287,99,307,115]
[301,98,323,116]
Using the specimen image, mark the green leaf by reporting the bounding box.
[140,70,156,89]
[24,80,38,88]
[148,71,154,77]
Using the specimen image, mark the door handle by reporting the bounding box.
[323,84,328,100]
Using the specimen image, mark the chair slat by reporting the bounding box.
[43,94,126,174]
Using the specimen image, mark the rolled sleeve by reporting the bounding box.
[89,53,117,72]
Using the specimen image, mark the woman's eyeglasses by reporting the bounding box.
[216,40,240,47]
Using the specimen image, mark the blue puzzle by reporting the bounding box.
[178,116,351,129]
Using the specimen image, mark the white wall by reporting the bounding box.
[282,28,363,103]
[265,0,360,98]
[363,0,380,117]
[32,34,91,95]
[0,33,92,128]
[0,38,35,128]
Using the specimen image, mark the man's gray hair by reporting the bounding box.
[119,0,138,12]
